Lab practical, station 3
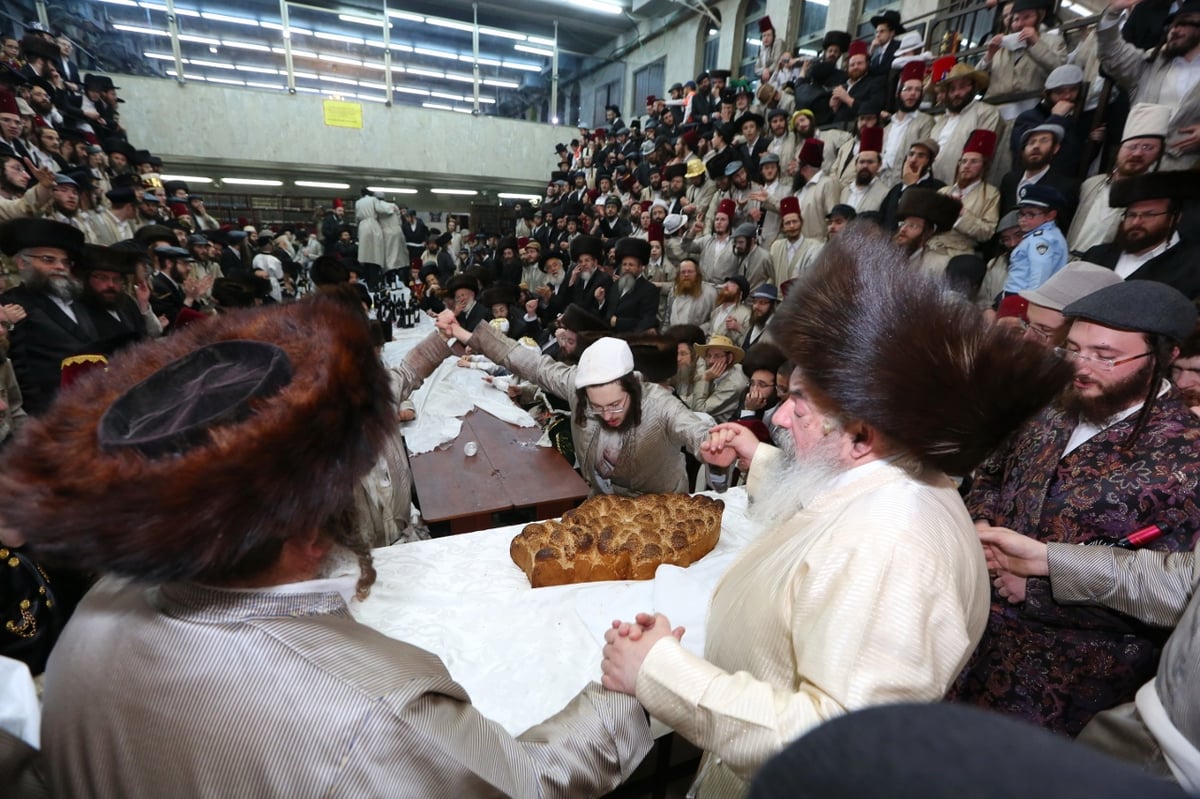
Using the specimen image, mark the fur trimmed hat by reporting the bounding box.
[614,237,651,265]
[622,332,679,383]
[0,296,394,582]
[896,188,961,232]
[767,227,1073,474]
[569,234,605,262]
[1109,170,1200,206]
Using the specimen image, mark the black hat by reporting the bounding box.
[479,285,517,308]
[663,162,688,181]
[1108,170,1200,207]
[539,249,566,271]
[0,217,84,256]
[79,243,140,275]
[710,69,732,80]
[1063,280,1197,342]
[721,274,751,299]
[101,138,136,160]
[605,104,621,116]
[20,34,59,62]
[1011,0,1052,14]
[613,237,651,265]
[1166,0,1200,25]
[823,30,852,51]
[738,111,765,131]
[133,225,177,248]
[211,278,258,309]
[162,180,189,196]
[569,234,604,262]
[444,273,480,296]
[558,303,610,333]
[896,188,961,231]
[869,9,906,32]
[826,204,858,221]
[623,333,678,383]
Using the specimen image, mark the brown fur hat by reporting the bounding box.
[768,227,1073,474]
[0,295,394,582]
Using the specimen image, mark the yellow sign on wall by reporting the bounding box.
[323,100,363,129]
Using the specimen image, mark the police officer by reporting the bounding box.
[1003,183,1069,295]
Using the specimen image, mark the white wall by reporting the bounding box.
[115,74,563,192]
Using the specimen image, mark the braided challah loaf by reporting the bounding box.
[510,493,724,587]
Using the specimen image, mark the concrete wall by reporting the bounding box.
[115,74,563,193]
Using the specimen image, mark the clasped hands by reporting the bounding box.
[975,521,1050,604]
[435,309,470,343]
[601,613,684,695]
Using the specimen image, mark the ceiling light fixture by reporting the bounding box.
[502,61,542,72]
[367,186,419,194]
[421,102,453,111]
[395,86,430,96]
[483,78,520,88]
[527,36,556,47]
[478,27,526,41]
[221,40,272,52]
[568,0,624,13]
[431,188,478,195]
[112,24,169,36]
[514,44,554,57]
[430,91,463,101]
[223,178,284,186]
[314,31,365,45]
[498,193,542,201]
[188,58,236,69]
[233,65,280,74]
[98,0,138,5]
[160,174,213,183]
[386,10,426,23]
[338,13,388,27]
[425,18,475,32]
[205,77,246,86]
[245,81,285,90]
[200,11,260,26]
[295,180,351,189]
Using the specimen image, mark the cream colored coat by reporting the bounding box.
[1068,174,1122,252]
[636,450,990,797]
[931,100,1003,185]
[928,182,1002,257]
[797,174,841,240]
[768,236,824,284]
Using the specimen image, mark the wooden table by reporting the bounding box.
[408,408,590,534]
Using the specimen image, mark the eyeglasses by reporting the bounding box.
[1121,209,1173,222]
[748,379,774,390]
[1120,141,1160,153]
[1019,319,1054,342]
[22,253,73,269]
[1054,347,1153,372]
[584,394,629,419]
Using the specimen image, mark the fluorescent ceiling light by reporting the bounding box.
[395,86,430,96]
[527,36,556,47]
[358,80,387,90]
[431,188,478,195]
[295,180,350,189]
[201,11,259,26]
[359,94,388,104]
[314,31,365,45]
[294,86,322,94]
[470,56,502,66]
[223,178,284,186]
[160,174,213,183]
[339,13,388,27]
[451,107,473,114]
[387,10,426,23]
[178,34,221,45]
[568,0,624,12]
[421,102,453,111]
[206,77,246,86]
[174,8,200,16]
[390,43,415,52]
[444,73,475,83]
[483,78,519,88]
[234,64,279,74]
[98,0,137,5]
[415,47,458,60]
[426,18,475,32]
[321,76,360,86]
[367,186,419,194]
[359,61,388,71]
[319,54,364,66]
[189,58,235,69]
[143,51,174,60]
[138,1,167,10]
[431,91,463,101]
[112,24,169,36]
[479,27,525,41]
[245,81,284,90]
[221,40,272,52]
[292,71,319,80]
[498,193,541,201]
[406,67,445,79]
[502,61,542,72]
[514,44,553,57]
[287,50,319,59]
[477,97,496,104]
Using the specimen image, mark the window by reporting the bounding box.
[795,0,829,54]
[633,59,664,117]
[703,25,720,72]
[740,0,766,80]
[592,79,621,128]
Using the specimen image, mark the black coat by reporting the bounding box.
[82,292,149,355]
[570,270,613,316]
[1080,241,1200,300]
[598,276,659,332]
[456,301,488,332]
[999,169,1081,231]
[0,286,99,415]
[868,39,900,77]
[830,76,886,124]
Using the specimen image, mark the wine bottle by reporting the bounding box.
[1087,523,1169,550]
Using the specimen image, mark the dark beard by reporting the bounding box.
[1023,152,1050,171]
[750,308,772,326]
[1115,224,1172,254]
[897,96,921,113]
[82,284,120,310]
[855,169,873,187]
[1060,358,1155,426]
[945,93,972,113]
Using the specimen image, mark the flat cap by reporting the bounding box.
[1063,280,1197,341]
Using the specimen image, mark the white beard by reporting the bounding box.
[748,430,846,525]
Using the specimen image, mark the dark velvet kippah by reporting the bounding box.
[98,340,294,457]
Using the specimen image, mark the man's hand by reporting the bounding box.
[1050,100,1075,117]
[134,281,150,313]
[397,408,416,422]
[1171,125,1200,154]
[1018,26,1040,45]
[700,422,760,470]
[994,571,1028,604]
[525,298,540,317]
[601,613,684,695]
[977,526,1049,578]
[987,33,1003,57]
[702,358,729,382]
[1,303,26,326]
[182,276,203,303]
[594,286,606,305]
[534,284,552,300]
[724,314,743,333]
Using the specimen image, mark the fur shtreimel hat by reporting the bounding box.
[0,296,393,582]
[767,228,1073,474]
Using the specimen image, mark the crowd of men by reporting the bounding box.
[5,0,1200,795]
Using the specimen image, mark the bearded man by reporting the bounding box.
[0,295,653,796]
[0,218,97,414]
[599,227,1073,796]
[952,279,1200,736]
[662,257,716,328]
[79,243,161,350]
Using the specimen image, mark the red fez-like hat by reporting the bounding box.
[332,198,344,209]
[930,55,957,85]
[848,40,870,59]
[799,138,825,168]
[594,127,607,138]
[899,61,926,85]
[0,91,19,117]
[780,195,801,218]
[963,128,998,160]
[647,221,664,244]
[758,15,774,33]
[859,126,884,154]
[646,95,657,104]
[517,237,530,249]
[717,198,736,219]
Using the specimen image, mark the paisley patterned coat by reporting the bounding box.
[949,394,1200,735]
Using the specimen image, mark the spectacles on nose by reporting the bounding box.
[1121,210,1173,222]
[1054,347,1153,372]
[1120,142,1159,153]
[584,395,629,418]
[24,253,73,269]
[1019,319,1054,341]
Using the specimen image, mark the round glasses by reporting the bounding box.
[1054,347,1153,372]
[584,394,630,419]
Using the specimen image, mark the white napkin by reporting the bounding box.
[0,655,39,748]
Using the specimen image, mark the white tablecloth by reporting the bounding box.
[382,321,535,455]
[351,487,766,736]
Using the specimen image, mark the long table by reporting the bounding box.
[408,408,590,534]
[352,487,764,737]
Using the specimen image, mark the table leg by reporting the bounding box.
[448,513,495,535]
